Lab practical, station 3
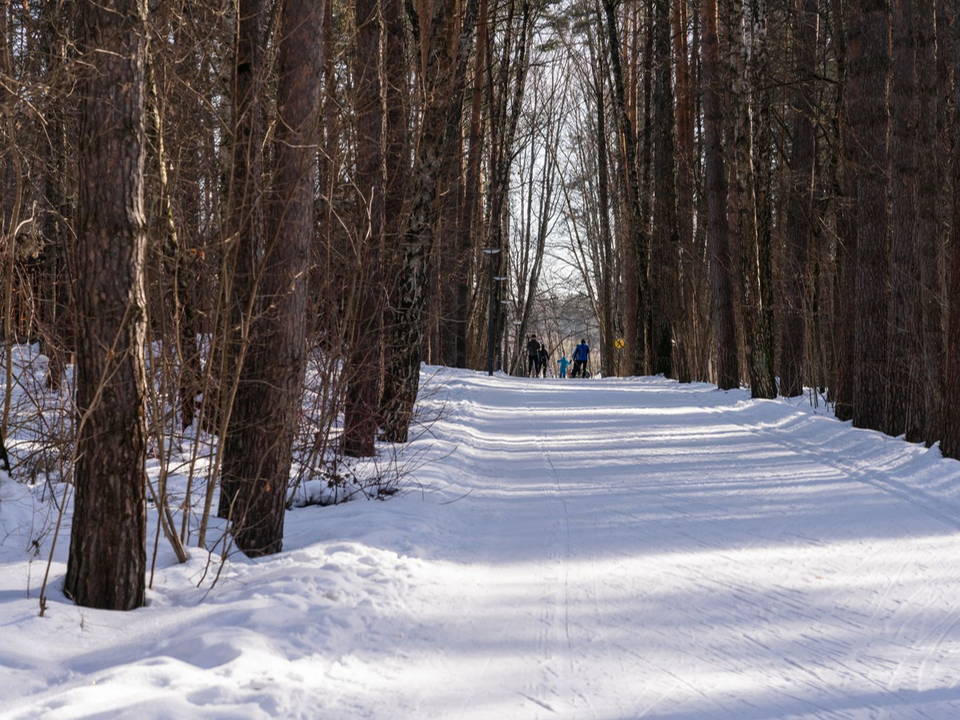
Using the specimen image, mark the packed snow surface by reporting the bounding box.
[3,367,960,719]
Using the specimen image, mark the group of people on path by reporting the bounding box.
[526,335,591,379]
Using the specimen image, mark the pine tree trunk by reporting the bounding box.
[731,0,777,399]
[943,0,960,460]
[834,0,858,421]
[885,0,922,438]
[380,0,480,443]
[674,0,695,383]
[780,0,818,398]
[455,0,487,370]
[342,0,406,458]
[651,0,680,379]
[702,0,740,389]
[604,0,648,376]
[915,0,944,445]
[219,0,323,556]
[639,0,653,376]
[850,0,891,431]
[65,0,148,610]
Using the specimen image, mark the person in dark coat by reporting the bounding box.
[527,334,542,377]
[538,344,549,378]
[0,427,9,474]
[572,338,591,378]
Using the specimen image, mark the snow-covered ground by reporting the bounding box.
[3,366,960,718]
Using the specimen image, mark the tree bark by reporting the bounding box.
[603,0,648,376]
[651,0,680,378]
[850,0,891,431]
[702,0,740,389]
[65,0,149,610]
[380,0,480,443]
[455,0,488,369]
[220,0,323,556]
[751,0,777,401]
[834,0,858,421]
[915,0,944,444]
[342,0,407,458]
[731,0,776,399]
[943,0,960,460]
[674,0,695,383]
[885,0,921,438]
[780,0,819,398]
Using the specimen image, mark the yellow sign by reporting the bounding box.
[614,338,625,350]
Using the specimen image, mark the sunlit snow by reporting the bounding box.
[2,365,960,718]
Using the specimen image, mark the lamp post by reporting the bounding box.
[483,248,501,376]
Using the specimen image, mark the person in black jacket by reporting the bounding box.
[571,338,591,378]
[0,427,10,474]
[538,344,549,378]
[527,334,542,377]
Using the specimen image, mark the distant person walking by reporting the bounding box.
[527,334,542,377]
[557,354,569,379]
[572,338,591,378]
[539,344,550,378]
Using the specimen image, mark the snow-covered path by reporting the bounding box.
[376,372,960,719]
[4,369,960,719]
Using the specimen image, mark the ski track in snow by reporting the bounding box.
[3,367,960,718]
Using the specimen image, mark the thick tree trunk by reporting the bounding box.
[603,0,648,376]
[850,0,891,431]
[780,0,818,398]
[834,0,858,421]
[342,0,406,458]
[885,0,921,438]
[651,0,680,378]
[702,0,740,389]
[674,0,695,383]
[220,0,323,556]
[455,0,488,369]
[65,0,148,610]
[915,0,943,445]
[943,0,960,460]
[731,0,776,399]
[380,0,480,443]
[639,0,653,376]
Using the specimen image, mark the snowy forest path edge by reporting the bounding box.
[4,368,960,718]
